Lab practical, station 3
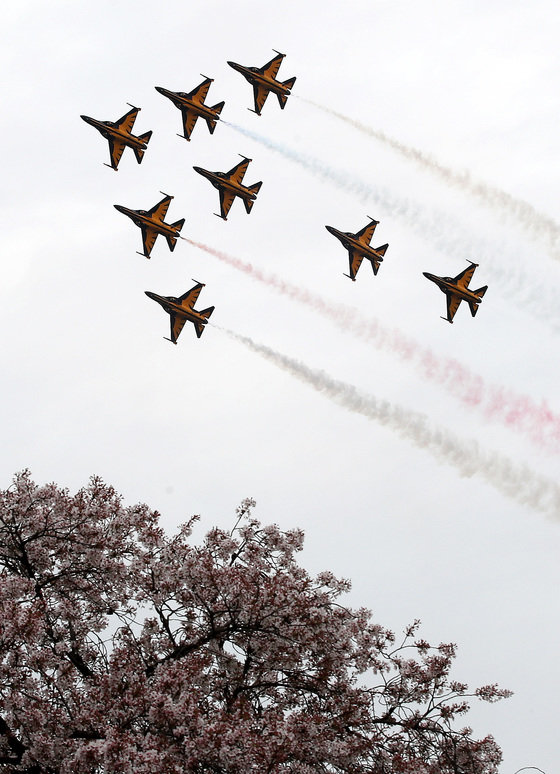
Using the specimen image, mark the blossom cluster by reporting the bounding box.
[0,472,509,773]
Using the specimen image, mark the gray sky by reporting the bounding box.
[2,1,559,770]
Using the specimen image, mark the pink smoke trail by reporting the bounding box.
[187,238,560,454]
[299,97,560,262]
[218,326,560,522]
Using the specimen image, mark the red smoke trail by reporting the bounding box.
[220,326,560,522]
[187,238,560,454]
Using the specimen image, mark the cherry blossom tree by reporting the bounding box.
[0,471,510,774]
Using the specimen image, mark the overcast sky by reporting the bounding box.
[2,1,559,770]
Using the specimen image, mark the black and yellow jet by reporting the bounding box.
[423,261,488,323]
[193,156,262,220]
[325,217,389,281]
[145,281,214,342]
[80,105,152,170]
[155,77,225,141]
[227,51,296,115]
[114,193,185,258]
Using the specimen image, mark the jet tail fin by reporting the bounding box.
[194,307,214,338]
[469,286,487,317]
[166,219,185,251]
[375,243,389,257]
[206,101,225,134]
[134,130,153,163]
[277,77,296,108]
[248,181,262,196]
[244,182,262,213]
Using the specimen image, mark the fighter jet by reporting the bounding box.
[423,261,488,323]
[114,193,185,258]
[193,156,262,220]
[155,77,225,141]
[227,50,296,115]
[145,281,214,342]
[80,105,152,170]
[325,217,389,281]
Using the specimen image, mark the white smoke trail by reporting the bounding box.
[219,327,560,522]
[188,238,560,454]
[298,97,560,262]
[222,120,560,331]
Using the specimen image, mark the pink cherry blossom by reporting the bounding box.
[0,471,510,773]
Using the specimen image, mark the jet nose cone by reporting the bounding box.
[325,225,341,238]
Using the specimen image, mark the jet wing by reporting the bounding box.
[169,313,187,344]
[108,139,126,170]
[188,77,213,105]
[226,157,251,184]
[252,84,271,114]
[355,219,378,245]
[141,227,159,257]
[348,250,365,280]
[181,108,200,140]
[454,263,477,289]
[446,292,462,322]
[219,188,236,219]
[146,195,172,223]
[259,52,284,79]
[114,106,139,134]
[178,282,204,309]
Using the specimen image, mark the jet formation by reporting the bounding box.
[423,261,488,323]
[145,281,214,342]
[193,156,262,220]
[228,51,296,115]
[114,193,185,258]
[155,77,224,141]
[80,105,152,170]
[325,217,389,281]
[82,51,487,342]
